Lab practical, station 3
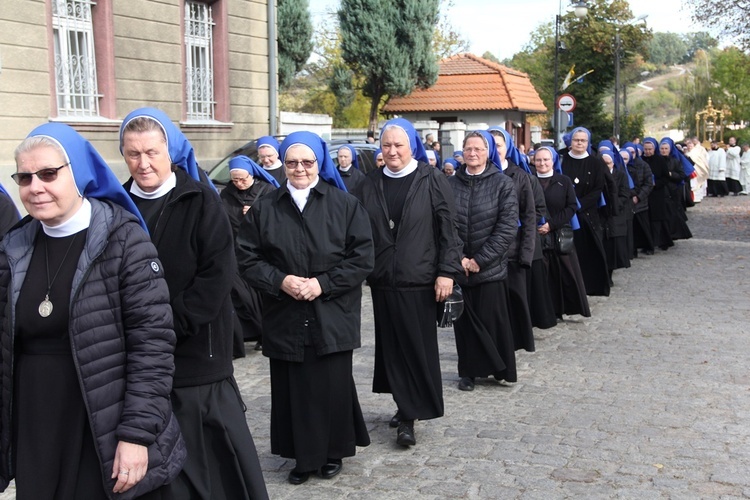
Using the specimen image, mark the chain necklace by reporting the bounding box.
[38,232,80,318]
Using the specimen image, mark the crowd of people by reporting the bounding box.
[0,109,733,496]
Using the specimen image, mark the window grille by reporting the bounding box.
[185,1,215,120]
[52,0,100,117]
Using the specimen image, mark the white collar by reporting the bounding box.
[536,170,554,178]
[569,150,590,159]
[501,159,509,171]
[42,198,91,237]
[339,165,353,173]
[383,158,418,178]
[466,166,487,176]
[287,177,320,212]
[263,160,283,171]
[129,172,177,199]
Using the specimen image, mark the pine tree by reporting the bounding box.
[338,0,440,131]
[278,0,313,89]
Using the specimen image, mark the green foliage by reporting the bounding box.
[277,0,314,90]
[683,32,719,60]
[711,46,750,123]
[433,1,471,59]
[482,51,501,64]
[648,33,688,66]
[338,0,440,130]
[619,113,645,142]
[678,50,713,136]
[687,0,750,50]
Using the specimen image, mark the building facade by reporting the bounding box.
[0,0,272,206]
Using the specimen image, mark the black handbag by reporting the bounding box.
[554,225,575,255]
[436,285,464,328]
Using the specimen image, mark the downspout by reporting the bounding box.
[268,0,278,135]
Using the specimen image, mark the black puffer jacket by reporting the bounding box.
[360,163,463,289]
[504,162,536,267]
[0,200,185,499]
[125,169,235,388]
[628,157,653,214]
[448,163,518,286]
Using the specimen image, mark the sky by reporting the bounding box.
[307,0,698,61]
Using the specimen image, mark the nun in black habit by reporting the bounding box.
[561,127,610,297]
[359,118,463,447]
[622,142,654,256]
[448,131,519,391]
[237,131,373,485]
[642,138,675,250]
[535,147,591,318]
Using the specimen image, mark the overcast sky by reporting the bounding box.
[307,0,699,61]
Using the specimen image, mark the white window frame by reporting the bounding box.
[185,1,216,121]
[52,0,101,117]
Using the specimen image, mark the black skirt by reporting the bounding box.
[371,289,444,421]
[573,218,610,297]
[164,379,269,500]
[543,249,591,318]
[632,211,654,252]
[453,280,516,382]
[604,234,631,272]
[506,262,535,352]
[527,258,558,329]
[269,347,370,472]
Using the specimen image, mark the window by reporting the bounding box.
[52,0,100,117]
[185,1,215,121]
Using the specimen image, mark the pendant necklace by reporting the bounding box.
[39,232,79,318]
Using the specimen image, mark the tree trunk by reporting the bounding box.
[368,91,383,133]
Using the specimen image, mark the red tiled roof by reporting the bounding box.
[382,53,547,114]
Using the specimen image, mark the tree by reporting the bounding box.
[338,0,440,131]
[711,47,750,123]
[278,0,314,89]
[687,0,750,49]
[683,32,719,62]
[648,32,688,66]
[432,0,471,59]
[678,49,713,136]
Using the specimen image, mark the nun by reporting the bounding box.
[359,118,463,447]
[659,138,693,241]
[237,132,373,485]
[642,137,674,251]
[448,130,518,391]
[374,148,385,168]
[534,146,591,319]
[119,108,268,499]
[599,149,631,279]
[0,183,20,238]
[561,127,610,297]
[257,135,286,186]
[622,142,654,257]
[336,144,367,197]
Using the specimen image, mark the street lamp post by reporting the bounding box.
[553,1,588,148]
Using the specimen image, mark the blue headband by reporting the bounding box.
[119,108,204,186]
[382,118,429,164]
[256,136,280,156]
[660,137,695,176]
[279,132,347,191]
[488,126,532,174]
[373,148,382,161]
[30,122,148,232]
[228,156,280,188]
[570,127,594,155]
[338,144,360,170]
[443,158,458,170]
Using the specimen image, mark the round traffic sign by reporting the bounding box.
[557,94,577,112]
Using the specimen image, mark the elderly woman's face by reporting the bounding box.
[570,132,589,155]
[16,145,82,226]
[122,129,172,193]
[494,134,507,163]
[534,149,554,175]
[380,127,413,172]
[443,164,455,176]
[375,153,385,168]
[643,142,655,156]
[463,136,488,170]
[284,144,319,190]
[230,169,254,191]
[258,145,279,167]
[337,147,352,168]
[659,143,671,156]
[602,154,614,169]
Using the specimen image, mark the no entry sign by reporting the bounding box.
[557,94,577,112]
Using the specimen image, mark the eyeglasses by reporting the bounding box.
[572,138,588,143]
[231,175,251,183]
[463,147,487,154]
[11,163,69,186]
[284,159,316,169]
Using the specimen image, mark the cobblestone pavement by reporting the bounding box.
[2,196,749,499]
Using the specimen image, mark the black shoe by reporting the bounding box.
[389,410,401,428]
[458,377,475,391]
[288,468,311,485]
[643,249,654,256]
[396,421,416,446]
[254,341,262,351]
[320,459,343,479]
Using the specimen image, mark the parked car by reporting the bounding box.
[207,138,379,189]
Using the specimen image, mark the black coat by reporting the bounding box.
[628,157,653,214]
[540,174,578,231]
[0,200,185,499]
[562,152,606,231]
[0,195,19,239]
[605,167,631,238]
[338,166,367,199]
[448,164,518,285]
[529,174,548,261]
[360,163,463,289]
[504,162,536,267]
[220,180,275,238]
[236,180,374,363]
[125,169,236,388]
[644,154,671,221]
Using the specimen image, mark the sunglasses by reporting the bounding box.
[11,164,69,187]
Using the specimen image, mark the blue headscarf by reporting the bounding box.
[256,136,280,156]
[619,148,633,166]
[29,122,147,231]
[119,108,203,185]
[488,126,533,174]
[635,144,644,157]
[453,150,463,159]
[279,132,347,191]
[535,145,580,230]
[643,137,659,152]
[337,144,360,170]
[228,156,280,188]
[570,127,594,155]
[599,141,635,189]
[599,148,617,165]
[660,137,695,177]
[381,118,429,164]
[442,158,458,170]
[563,133,572,148]
[373,148,382,162]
